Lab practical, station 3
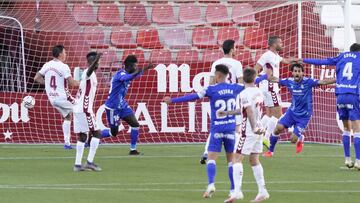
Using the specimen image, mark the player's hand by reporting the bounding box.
[163,96,172,104]
[268,76,279,83]
[144,63,154,71]
[253,127,265,135]
[217,110,228,117]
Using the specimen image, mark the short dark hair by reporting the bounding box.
[52,44,65,58]
[243,68,256,83]
[222,39,235,55]
[290,63,304,72]
[350,43,360,52]
[268,36,281,47]
[215,64,229,75]
[124,55,138,68]
[86,51,98,64]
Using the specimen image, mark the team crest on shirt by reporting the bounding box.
[301,84,304,89]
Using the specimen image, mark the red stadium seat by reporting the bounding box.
[97,49,120,69]
[122,49,146,64]
[119,0,140,3]
[192,27,218,49]
[175,0,196,2]
[97,4,123,26]
[152,4,177,24]
[243,28,268,49]
[205,4,232,26]
[202,49,223,62]
[137,28,163,49]
[217,27,242,47]
[232,3,259,26]
[164,28,192,49]
[124,4,150,26]
[83,27,108,49]
[147,0,172,4]
[150,49,172,64]
[176,50,199,63]
[110,27,137,49]
[72,4,98,26]
[179,4,203,24]
[234,50,254,67]
[200,0,220,3]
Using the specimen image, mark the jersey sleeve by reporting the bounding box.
[303,53,342,66]
[38,64,47,76]
[309,78,320,87]
[210,63,216,77]
[257,52,271,67]
[279,78,289,87]
[117,70,143,82]
[63,65,72,79]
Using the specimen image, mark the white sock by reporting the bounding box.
[203,134,211,155]
[252,164,266,193]
[62,120,71,145]
[232,162,243,194]
[87,137,100,163]
[265,116,278,139]
[75,141,85,166]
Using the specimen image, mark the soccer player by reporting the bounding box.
[200,39,243,165]
[164,64,244,198]
[73,52,102,172]
[254,36,297,151]
[221,68,268,203]
[263,63,335,157]
[34,45,79,149]
[301,43,360,169]
[101,55,153,155]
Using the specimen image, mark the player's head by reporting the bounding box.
[222,39,236,56]
[124,55,138,73]
[52,44,66,62]
[243,68,256,84]
[268,36,283,52]
[350,43,360,52]
[214,64,229,83]
[290,63,304,82]
[86,51,99,69]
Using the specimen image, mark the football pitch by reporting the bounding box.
[0,143,359,203]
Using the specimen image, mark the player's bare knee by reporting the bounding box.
[64,113,71,121]
[249,154,260,166]
[78,133,87,142]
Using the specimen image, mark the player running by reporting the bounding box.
[254,36,297,150]
[34,45,79,149]
[101,55,153,155]
[301,43,360,169]
[164,64,245,198]
[221,68,268,203]
[200,39,243,165]
[263,63,335,157]
[73,52,102,172]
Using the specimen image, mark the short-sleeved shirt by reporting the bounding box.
[73,69,98,114]
[210,57,243,83]
[257,50,283,93]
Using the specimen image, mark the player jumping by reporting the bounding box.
[101,55,153,155]
[34,45,79,149]
[73,52,102,172]
[301,43,360,169]
[221,68,269,203]
[263,63,335,157]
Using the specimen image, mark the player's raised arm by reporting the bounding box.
[86,52,102,77]
[300,55,341,66]
[318,78,336,85]
[163,93,202,105]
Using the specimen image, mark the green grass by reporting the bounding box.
[0,143,359,203]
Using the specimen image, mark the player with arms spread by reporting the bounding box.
[263,64,335,157]
[34,45,79,149]
[164,64,246,198]
[73,52,102,172]
[101,55,153,155]
[301,43,360,169]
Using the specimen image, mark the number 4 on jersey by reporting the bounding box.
[343,62,353,80]
[50,76,57,90]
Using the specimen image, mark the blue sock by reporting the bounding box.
[228,162,234,191]
[101,129,111,138]
[342,132,351,158]
[269,135,279,152]
[207,160,216,185]
[130,127,139,150]
[354,134,360,160]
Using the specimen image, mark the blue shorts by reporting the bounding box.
[207,131,236,153]
[279,110,311,137]
[336,94,360,121]
[105,107,134,129]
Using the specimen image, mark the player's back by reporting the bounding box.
[105,70,130,109]
[211,57,243,83]
[335,52,360,95]
[39,60,72,102]
[74,70,98,114]
[204,83,244,133]
[240,87,264,136]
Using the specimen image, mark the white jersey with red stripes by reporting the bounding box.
[39,59,75,103]
[210,57,243,84]
[240,87,264,136]
[257,50,283,93]
[73,69,98,114]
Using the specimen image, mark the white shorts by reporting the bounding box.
[74,112,99,133]
[263,90,281,107]
[235,134,263,155]
[51,99,73,118]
